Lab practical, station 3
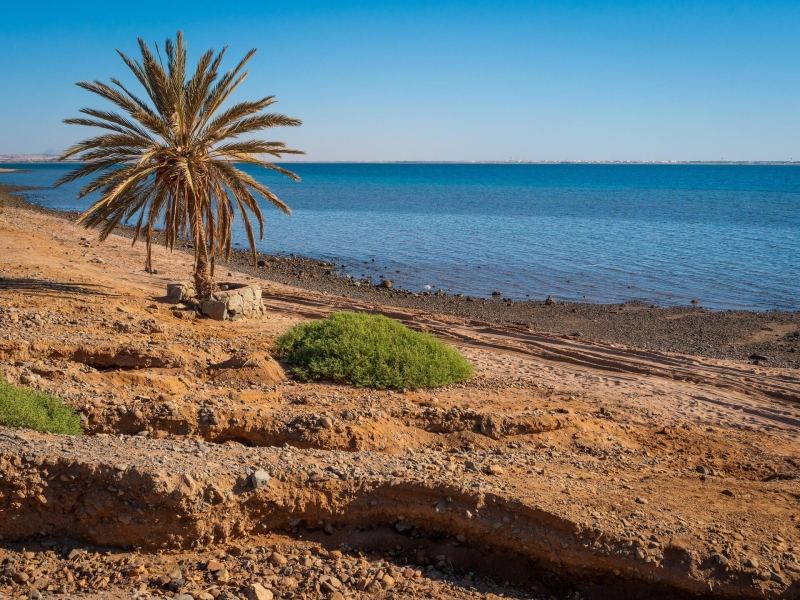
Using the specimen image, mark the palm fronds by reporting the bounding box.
[58,31,303,297]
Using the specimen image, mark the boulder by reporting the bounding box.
[201,300,227,321]
[166,282,195,303]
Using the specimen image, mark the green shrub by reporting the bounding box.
[0,379,83,435]
[273,311,474,389]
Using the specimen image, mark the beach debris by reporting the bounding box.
[491,291,501,297]
[545,295,556,305]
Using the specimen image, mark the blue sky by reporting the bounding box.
[2,1,799,161]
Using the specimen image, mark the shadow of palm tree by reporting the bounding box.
[0,277,117,297]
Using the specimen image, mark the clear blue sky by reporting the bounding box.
[2,1,799,161]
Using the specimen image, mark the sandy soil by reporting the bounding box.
[0,206,799,600]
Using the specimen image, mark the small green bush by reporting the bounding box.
[273,311,474,389]
[0,379,83,435]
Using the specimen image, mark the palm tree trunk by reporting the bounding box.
[189,195,215,299]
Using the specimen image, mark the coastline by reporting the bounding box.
[2,182,798,368]
[1,182,799,600]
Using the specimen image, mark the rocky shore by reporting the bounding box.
[0,186,799,599]
[2,183,798,369]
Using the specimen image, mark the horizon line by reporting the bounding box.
[1,154,799,166]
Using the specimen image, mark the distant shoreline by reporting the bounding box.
[1,155,799,166]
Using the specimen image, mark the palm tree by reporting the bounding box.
[56,31,303,299]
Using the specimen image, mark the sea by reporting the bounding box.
[1,163,798,311]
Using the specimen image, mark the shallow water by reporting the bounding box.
[2,163,798,310]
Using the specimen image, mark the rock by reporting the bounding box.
[319,416,334,429]
[166,283,187,302]
[251,470,271,489]
[382,574,396,588]
[12,571,29,583]
[330,593,345,600]
[379,280,393,289]
[19,373,37,385]
[696,465,709,475]
[205,559,224,571]
[395,522,414,534]
[545,295,555,305]
[172,309,196,320]
[770,571,786,585]
[88,257,105,264]
[197,594,215,600]
[124,564,146,577]
[712,553,729,566]
[484,464,504,475]
[257,260,267,267]
[245,583,273,600]
[201,300,227,321]
[635,497,648,505]
[168,568,182,579]
[308,470,325,482]
[268,552,287,567]
[491,291,501,297]
[720,489,735,497]
[173,595,194,600]
[745,558,759,568]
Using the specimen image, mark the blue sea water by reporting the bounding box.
[1,163,798,311]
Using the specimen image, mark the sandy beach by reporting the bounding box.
[0,187,799,599]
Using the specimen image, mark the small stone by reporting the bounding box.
[19,373,37,385]
[319,416,334,429]
[268,552,288,567]
[245,583,274,600]
[635,497,648,505]
[173,595,194,600]
[251,470,271,489]
[770,571,786,585]
[124,564,146,577]
[744,558,759,568]
[712,553,729,566]
[484,464,504,475]
[720,489,735,497]
[308,470,325,482]
[545,295,555,305]
[205,559,224,571]
[330,593,345,600]
[215,568,231,584]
